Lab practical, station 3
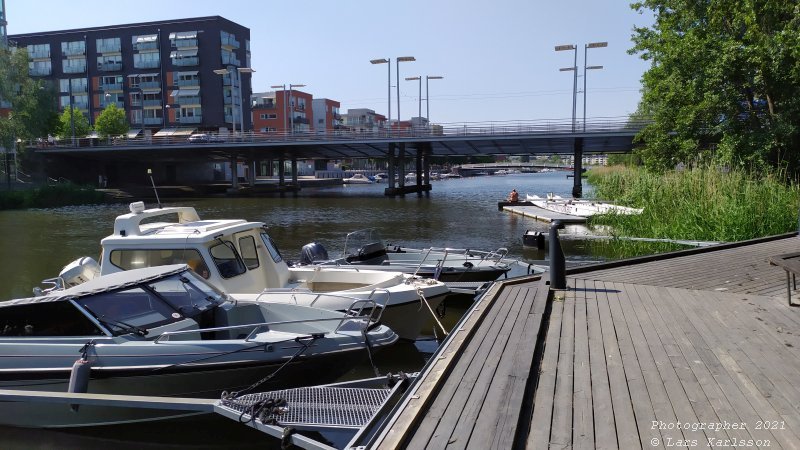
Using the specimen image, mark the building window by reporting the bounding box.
[259,113,277,120]
[63,58,86,74]
[61,40,85,57]
[170,49,199,67]
[169,31,198,49]
[28,60,52,76]
[96,37,121,54]
[27,43,50,59]
[134,52,160,69]
[97,55,122,72]
[133,34,159,51]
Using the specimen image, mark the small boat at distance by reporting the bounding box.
[526,193,643,217]
[342,173,374,184]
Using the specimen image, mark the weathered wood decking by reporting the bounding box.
[372,233,800,449]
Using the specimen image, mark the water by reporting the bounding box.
[0,172,591,447]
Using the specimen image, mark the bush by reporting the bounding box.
[0,184,107,210]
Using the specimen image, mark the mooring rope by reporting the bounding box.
[416,286,448,337]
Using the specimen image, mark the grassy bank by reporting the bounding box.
[586,166,800,242]
[0,184,107,210]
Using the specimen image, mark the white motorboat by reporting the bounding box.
[373,173,389,183]
[298,228,538,283]
[2,264,397,428]
[526,193,643,217]
[342,173,374,184]
[45,202,449,340]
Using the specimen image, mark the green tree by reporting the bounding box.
[629,1,800,172]
[57,106,91,141]
[95,103,129,140]
[0,46,59,153]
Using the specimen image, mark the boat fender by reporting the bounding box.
[67,359,93,412]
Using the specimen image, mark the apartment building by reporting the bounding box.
[311,98,342,134]
[8,16,252,137]
[342,108,386,133]
[251,89,314,134]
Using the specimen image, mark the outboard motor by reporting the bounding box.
[58,257,101,288]
[299,242,330,265]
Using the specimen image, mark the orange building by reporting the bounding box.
[252,89,314,134]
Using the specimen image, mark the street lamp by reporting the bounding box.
[370,58,391,127]
[583,42,607,131]
[405,76,421,126]
[555,44,578,132]
[213,68,235,134]
[425,75,443,125]
[270,84,287,134]
[395,56,415,127]
[237,67,255,134]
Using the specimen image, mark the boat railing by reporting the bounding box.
[152,311,381,344]
[253,288,390,324]
[413,246,514,267]
[32,277,66,296]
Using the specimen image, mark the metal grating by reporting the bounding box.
[220,386,392,428]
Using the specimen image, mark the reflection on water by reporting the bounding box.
[0,172,671,446]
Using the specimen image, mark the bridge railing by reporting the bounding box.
[34,116,649,150]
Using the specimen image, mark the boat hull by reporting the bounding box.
[0,347,372,428]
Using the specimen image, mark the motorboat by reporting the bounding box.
[2,264,398,428]
[298,228,537,283]
[373,173,389,183]
[526,193,643,217]
[342,173,374,184]
[44,202,449,340]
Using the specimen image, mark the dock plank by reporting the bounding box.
[548,284,575,449]
[528,284,564,447]
[571,279,594,449]
[584,279,616,449]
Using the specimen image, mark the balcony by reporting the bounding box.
[97,44,121,54]
[140,81,161,89]
[176,96,201,106]
[62,47,85,57]
[143,99,162,107]
[99,83,123,92]
[98,62,122,72]
[63,63,87,74]
[176,78,200,87]
[102,101,125,109]
[134,60,160,69]
[172,57,199,67]
[176,116,202,124]
[143,117,163,125]
[29,67,52,76]
[174,39,198,49]
[221,35,240,49]
[135,42,158,51]
[28,50,51,59]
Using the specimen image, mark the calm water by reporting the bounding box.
[0,172,597,448]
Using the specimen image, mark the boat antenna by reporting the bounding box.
[147,168,162,209]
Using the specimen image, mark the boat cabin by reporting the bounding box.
[99,202,291,293]
[1,265,221,339]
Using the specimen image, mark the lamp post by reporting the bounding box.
[583,42,607,131]
[395,56,415,128]
[237,67,255,134]
[405,76,421,127]
[68,80,76,147]
[213,68,235,134]
[425,75,443,125]
[269,84,287,134]
[370,58,391,128]
[555,44,578,132]
[288,83,305,134]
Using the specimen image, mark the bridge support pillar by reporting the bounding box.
[422,147,430,185]
[248,154,256,187]
[387,143,396,189]
[229,154,239,191]
[415,148,423,187]
[572,137,583,198]
[278,156,285,186]
[398,143,406,189]
[291,158,298,185]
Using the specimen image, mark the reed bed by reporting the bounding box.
[586,166,800,242]
[0,184,107,210]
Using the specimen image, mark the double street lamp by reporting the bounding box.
[214,67,256,135]
[555,42,606,132]
[270,83,306,135]
[370,56,415,131]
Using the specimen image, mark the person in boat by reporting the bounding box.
[507,189,519,202]
[187,259,210,279]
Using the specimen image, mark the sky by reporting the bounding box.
[5,0,654,125]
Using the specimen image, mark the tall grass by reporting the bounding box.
[0,184,107,210]
[586,166,800,242]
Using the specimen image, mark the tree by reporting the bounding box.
[57,106,91,141]
[629,1,800,172]
[0,46,59,152]
[95,103,129,140]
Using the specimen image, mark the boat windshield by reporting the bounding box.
[79,272,224,336]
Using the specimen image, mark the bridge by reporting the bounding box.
[34,117,645,197]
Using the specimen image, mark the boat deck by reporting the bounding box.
[373,233,800,449]
[502,204,587,223]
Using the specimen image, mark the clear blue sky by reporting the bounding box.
[6,0,653,124]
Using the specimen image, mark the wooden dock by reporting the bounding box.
[501,202,587,224]
[372,233,800,449]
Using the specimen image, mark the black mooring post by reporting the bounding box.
[549,220,566,289]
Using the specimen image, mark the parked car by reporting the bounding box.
[187,133,225,143]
